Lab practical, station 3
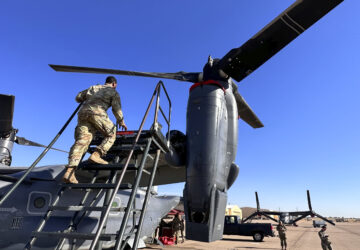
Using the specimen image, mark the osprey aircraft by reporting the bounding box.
[49,0,343,242]
[242,190,335,226]
[0,0,343,248]
[0,93,181,249]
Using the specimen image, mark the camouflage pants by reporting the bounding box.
[173,230,184,244]
[68,113,116,167]
[279,235,287,248]
[321,242,332,250]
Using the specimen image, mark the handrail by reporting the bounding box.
[89,80,172,249]
[153,81,171,147]
[0,103,82,206]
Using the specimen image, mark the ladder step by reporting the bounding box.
[142,169,151,175]
[80,163,137,171]
[31,231,116,241]
[49,205,126,212]
[108,145,148,152]
[62,183,132,189]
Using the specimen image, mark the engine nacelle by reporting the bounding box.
[184,80,238,242]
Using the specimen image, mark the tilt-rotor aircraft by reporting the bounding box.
[243,191,335,226]
[50,0,343,242]
[0,0,343,249]
[0,94,181,249]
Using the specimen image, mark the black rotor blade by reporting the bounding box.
[242,212,258,223]
[243,211,279,223]
[49,64,200,83]
[0,94,15,134]
[255,192,260,211]
[292,213,310,224]
[313,212,336,226]
[235,91,263,128]
[218,0,343,82]
[231,81,263,128]
[307,190,313,211]
[15,136,68,153]
[261,212,279,223]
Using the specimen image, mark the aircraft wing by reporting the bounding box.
[122,153,186,187]
[0,166,29,174]
[76,153,186,187]
[218,0,344,82]
[263,210,282,216]
[288,211,311,216]
[0,162,184,187]
[75,129,187,186]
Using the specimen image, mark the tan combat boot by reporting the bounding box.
[89,151,108,165]
[62,167,78,184]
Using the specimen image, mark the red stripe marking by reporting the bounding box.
[189,80,226,93]
[116,131,135,135]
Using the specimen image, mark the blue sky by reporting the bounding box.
[0,1,359,217]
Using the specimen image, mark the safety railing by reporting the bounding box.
[0,102,83,206]
[89,80,171,249]
[153,81,172,147]
[0,80,171,209]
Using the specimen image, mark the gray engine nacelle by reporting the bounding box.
[184,80,238,242]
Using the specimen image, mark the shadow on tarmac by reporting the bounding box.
[233,248,279,249]
[222,238,258,243]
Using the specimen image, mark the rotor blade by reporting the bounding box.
[260,212,279,223]
[15,136,68,153]
[255,192,260,211]
[218,0,343,82]
[0,94,15,134]
[235,91,263,128]
[313,212,335,226]
[292,213,310,223]
[231,81,263,128]
[307,190,313,211]
[242,212,258,223]
[49,64,200,83]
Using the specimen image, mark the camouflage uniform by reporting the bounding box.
[172,216,185,244]
[276,223,287,250]
[318,229,332,250]
[68,84,124,167]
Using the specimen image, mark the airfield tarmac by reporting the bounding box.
[145,220,360,250]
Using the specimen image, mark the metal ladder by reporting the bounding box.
[24,81,172,250]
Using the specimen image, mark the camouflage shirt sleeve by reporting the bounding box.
[318,231,326,240]
[111,91,124,123]
[75,89,88,103]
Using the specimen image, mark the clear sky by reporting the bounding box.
[0,1,359,218]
